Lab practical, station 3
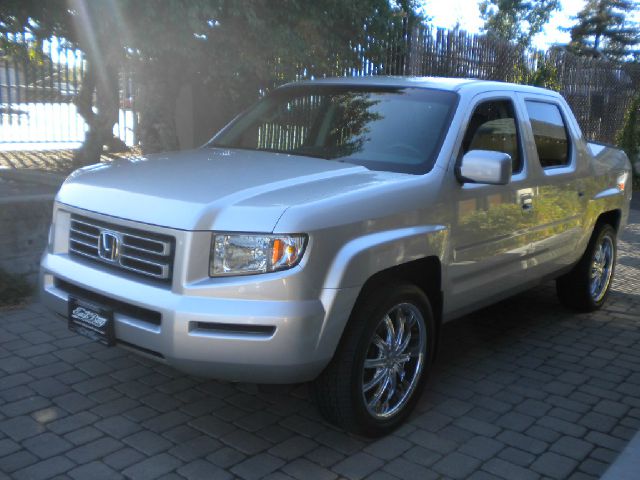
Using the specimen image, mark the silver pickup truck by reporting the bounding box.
[41,77,632,435]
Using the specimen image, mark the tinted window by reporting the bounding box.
[461,100,522,173]
[210,86,458,174]
[525,101,570,168]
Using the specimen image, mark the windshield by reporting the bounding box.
[209,85,458,174]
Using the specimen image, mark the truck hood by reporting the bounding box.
[57,148,403,231]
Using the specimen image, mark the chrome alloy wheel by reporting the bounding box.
[590,233,614,303]
[362,303,426,419]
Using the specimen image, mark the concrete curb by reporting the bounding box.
[0,193,56,205]
[0,168,66,187]
[602,431,640,480]
[601,193,639,479]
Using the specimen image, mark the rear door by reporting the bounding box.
[518,95,587,276]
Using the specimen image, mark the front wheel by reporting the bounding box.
[312,283,435,436]
[556,223,617,312]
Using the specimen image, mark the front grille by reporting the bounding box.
[69,214,174,281]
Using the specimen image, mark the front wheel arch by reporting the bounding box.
[347,256,443,341]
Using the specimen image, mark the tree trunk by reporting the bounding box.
[135,60,181,154]
[73,58,122,169]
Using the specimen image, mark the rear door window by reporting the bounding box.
[525,101,570,169]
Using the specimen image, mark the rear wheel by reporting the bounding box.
[556,223,617,312]
[313,282,435,436]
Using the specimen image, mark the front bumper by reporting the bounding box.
[41,252,354,383]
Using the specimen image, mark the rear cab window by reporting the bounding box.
[525,101,571,169]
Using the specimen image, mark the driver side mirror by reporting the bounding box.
[456,150,512,185]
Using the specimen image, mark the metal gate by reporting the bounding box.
[0,33,137,149]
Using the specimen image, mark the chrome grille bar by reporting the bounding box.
[68,215,174,282]
[69,237,100,249]
[69,227,99,240]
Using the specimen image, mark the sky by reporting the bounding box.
[423,0,608,50]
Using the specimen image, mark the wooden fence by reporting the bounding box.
[278,20,640,145]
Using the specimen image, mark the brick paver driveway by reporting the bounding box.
[1,208,639,480]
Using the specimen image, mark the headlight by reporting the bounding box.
[47,225,54,253]
[210,233,307,277]
[617,171,629,192]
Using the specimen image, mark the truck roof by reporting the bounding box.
[289,76,560,97]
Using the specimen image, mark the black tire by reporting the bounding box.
[556,223,617,312]
[312,282,435,437]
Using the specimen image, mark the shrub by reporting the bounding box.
[617,92,640,190]
[0,268,33,307]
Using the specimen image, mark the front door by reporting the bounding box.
[446,94,536,316]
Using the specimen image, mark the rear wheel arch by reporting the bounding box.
[557,222,617,312]
[595,209,621,232]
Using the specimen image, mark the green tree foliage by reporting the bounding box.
[1,0,422,162]
[566,0,640,59]
[126,0,423,152]
[479,0,560,48]
[511,51,561,91]
[617,92,640,184]
[525,53,561,91]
